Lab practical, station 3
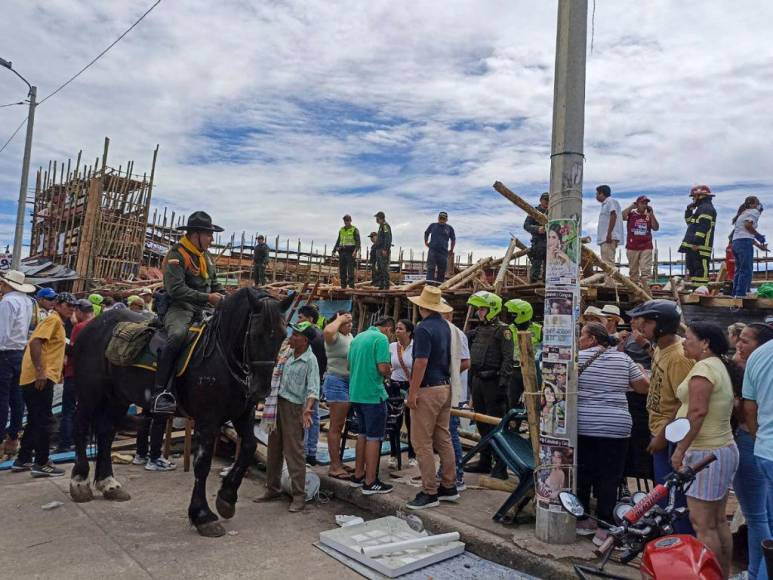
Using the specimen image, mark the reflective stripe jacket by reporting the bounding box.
[333,226,361,252]
[680,198,716,257]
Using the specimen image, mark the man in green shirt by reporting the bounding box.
[348,317,394,494]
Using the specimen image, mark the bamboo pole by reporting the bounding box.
[450,409,500,426]
[439,257,493,290]
[494,238,518,294]
[517,331,541,467]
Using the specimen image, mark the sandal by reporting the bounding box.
[328,471,351,481]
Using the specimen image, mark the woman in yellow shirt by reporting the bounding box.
[671,322,738,579]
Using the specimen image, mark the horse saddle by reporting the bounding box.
[106,322,205,378]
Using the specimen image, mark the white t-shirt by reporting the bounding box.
[732,208,760,241]
[389,341,413,382]
[459,330,470,403]
[597,197,624,243]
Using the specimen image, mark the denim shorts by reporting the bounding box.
[323,374,350,403]
[353,402,387,441]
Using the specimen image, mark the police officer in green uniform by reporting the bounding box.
[252,234,270,286]
[153,211,225,414]
[333,215,361,288]
[678,184,717,284]
[367,232,379,285]
[373,211,392,289]
[463,291,513,479]
[503,299,542,411]
[523,192,549,282]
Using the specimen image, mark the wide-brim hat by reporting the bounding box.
[600,304,623,323]
[177,211,224,233]
[580,306,605,323]
[408,286,453,314]
[0,269,35,293]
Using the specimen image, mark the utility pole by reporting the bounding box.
[536,0,587,544]
[12,85,36,270]
[0,58,36,271]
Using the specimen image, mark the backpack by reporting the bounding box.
[105,321,155,366]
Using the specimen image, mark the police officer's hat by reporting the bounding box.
[177,211,224,233]
[374,211,385,219]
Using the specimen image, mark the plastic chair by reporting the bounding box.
[461,408,535,522]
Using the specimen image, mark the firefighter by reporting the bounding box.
[679,185,716,284]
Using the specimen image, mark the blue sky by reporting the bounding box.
[1,1,772,262]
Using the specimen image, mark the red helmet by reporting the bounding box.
[689,184,713,197]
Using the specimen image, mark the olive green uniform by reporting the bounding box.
[156,243,224,388]
[373,222,392,289]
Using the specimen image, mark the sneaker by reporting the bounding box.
[145,457,176,471]
[408,458,418,468]
[456,479,466,492]
[305,455,318,467]
[362,479,394,495]
[11,458,33,472]
[407,491,440,510]
[31,462,65,478]
[349,474,365,488]
[576,518,598,536]
[387,457,399,469]
[132,454,148,465]
[438,485,460,502]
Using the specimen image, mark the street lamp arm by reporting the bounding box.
[0,58,33,93]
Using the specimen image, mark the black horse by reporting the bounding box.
[70,287,285,537]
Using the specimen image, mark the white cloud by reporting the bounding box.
[0,0,771,265]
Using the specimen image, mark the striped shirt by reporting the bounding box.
[578,347,644,438]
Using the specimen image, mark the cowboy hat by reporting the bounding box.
[177,211,224,233]
[0,270,36,293]
[600,304,623,324]
[408,286,453,314]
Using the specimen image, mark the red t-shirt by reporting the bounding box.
[626,209,653,250]
[64,319,91,378]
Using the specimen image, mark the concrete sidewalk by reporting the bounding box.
[311,457,639,580]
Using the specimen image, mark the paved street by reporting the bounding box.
[0,459,363,579]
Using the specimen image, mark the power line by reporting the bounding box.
[0,102,24,109]
[39,0,162,105]
[0,117,27,155]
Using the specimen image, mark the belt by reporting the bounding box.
[422,379,450,387]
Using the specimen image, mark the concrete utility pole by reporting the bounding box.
[0,58,36,270]
[536,0,587,544]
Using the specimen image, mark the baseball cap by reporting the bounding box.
[127,295,144,306]
[138,287,152,296]
[36,287,58,300]
[291,321,317,342]
[56,292,78,305]
[540,192,550,200]
[438,211,448,219]
[76,299,94,312]
[369,231,378,238]
[374,211,385,219]
[635,195,650,203]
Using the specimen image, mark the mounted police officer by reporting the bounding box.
[373,211,392,289]
[333,214,361,289]
[503,299,542,411]
[463,291,513,480]
[523,192,549,282]
[153,211,225,414]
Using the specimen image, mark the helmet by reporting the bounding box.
[626,299,681,337]
[467,291,502,321]
[56,292,78,305]
[504,299,533,325]
[689,184,713,198]
[88,293,104,305]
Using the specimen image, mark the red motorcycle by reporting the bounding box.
[558,418,723,579]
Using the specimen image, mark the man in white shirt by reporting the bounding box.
[596,185,624,287]
[0,270,35,457]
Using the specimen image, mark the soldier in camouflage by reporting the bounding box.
[153,211,225,414]
[373,211,392,290]
[463,291,513,480]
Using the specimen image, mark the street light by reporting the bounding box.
[1,57,37,270]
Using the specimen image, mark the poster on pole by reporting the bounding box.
[543,313,574,347]
[536,436,574,509]
[540,361,567,435]
[545,219,580,286]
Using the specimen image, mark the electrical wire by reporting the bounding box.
[0,0,162,154]
[0,102,24,109]
[39,0,162,105]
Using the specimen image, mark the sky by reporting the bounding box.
[1,1,772,264]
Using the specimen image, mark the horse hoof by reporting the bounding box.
[196,521,226,538]
[216,495,236,520]
[103,487,131,502]
[70,479,94,503]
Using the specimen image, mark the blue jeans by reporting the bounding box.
[0,350,25,440]
[303,399,320,458]
[752,453,773,580]
[732,238,754,297]
[652,442,695,535]
[735,430,773,580]
[58,376,77,449]
[450,414,464,481]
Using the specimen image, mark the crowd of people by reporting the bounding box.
[0,268,172,476]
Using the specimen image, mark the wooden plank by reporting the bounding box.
[517,331,540,467]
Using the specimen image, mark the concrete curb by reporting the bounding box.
[319,474,576,579]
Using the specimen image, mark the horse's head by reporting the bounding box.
[243,287,286,398]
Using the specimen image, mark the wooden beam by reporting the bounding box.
[494,238,518,294]
[517,331,541,468]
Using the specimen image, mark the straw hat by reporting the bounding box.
[600,304,623,324]
[408,286,453,313]
[580,306,605,323]
[0,270,35,293]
